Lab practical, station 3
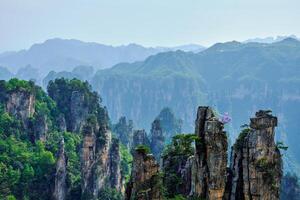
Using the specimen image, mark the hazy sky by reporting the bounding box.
[0,0,299,52]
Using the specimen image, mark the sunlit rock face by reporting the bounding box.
[191,106,228,200]
[229,110,282,200]
[6,90,35,128]
[70,91,89,133]
[80,117,121,199]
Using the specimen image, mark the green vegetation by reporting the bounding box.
[0,136,55,199]
[276,141,288,151]
[47,78,101,131]
[97,188,122,200]
[4,78,35,93]
[234,127,251,150]
[0,106,22,139]
[135,144,151,154]
[162,134,198,158]
[120,143,133,182]
[162,134,199,198]
[46,131,82,198]
[0,78,126,200]
[0,79,84,199]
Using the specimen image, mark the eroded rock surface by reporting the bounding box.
[192,106,228,200]
[229,110,282,200]
[109,138,123,192]
[70,91,89,133]
[6,90,35,128]
[33,113,48,141]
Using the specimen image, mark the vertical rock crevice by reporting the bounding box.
[53,139,67,200]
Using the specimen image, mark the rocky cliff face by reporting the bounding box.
[53,139,67,200]
[228,110,282,200]
[47,79,124,199]
[33,113,48,141]
[70,91,89,133]
[5,90,35,129]
[125,149,162,200]
[79,112,125,199]
[150,119,165,161]
[127,107,282,200]
[191,106,228,199]
[57,114,67,132]
[80,119,99,198]
[109,138,123,193]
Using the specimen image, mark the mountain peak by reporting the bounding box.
[277,37,300,44]
[206,40,242,52]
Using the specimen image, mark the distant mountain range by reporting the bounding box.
[0,38,205,75]
[1,36,298,76]
[243,35,299,43]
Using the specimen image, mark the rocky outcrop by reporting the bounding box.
[125,149,162,200]
[33,113,48,141]
[80,120,98,196]
[109,138,123,192]
[162,152,193,196]
[70,91,89,133]
[229,110,282,200]
[150,119,165,161]
[5,90,35,128]
[47,79,125,199]
[132,129,150,150]
[113,116,134,148]
[80,117,113,199]
[192,106,228,200]
[163,107,281,200]
[80,114,125,199]
[53,139,67,200]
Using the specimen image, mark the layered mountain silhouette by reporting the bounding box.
[0,38,205,74]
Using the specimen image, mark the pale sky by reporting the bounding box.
[0,0,299,52]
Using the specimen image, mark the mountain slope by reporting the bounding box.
[89,38,300,173]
